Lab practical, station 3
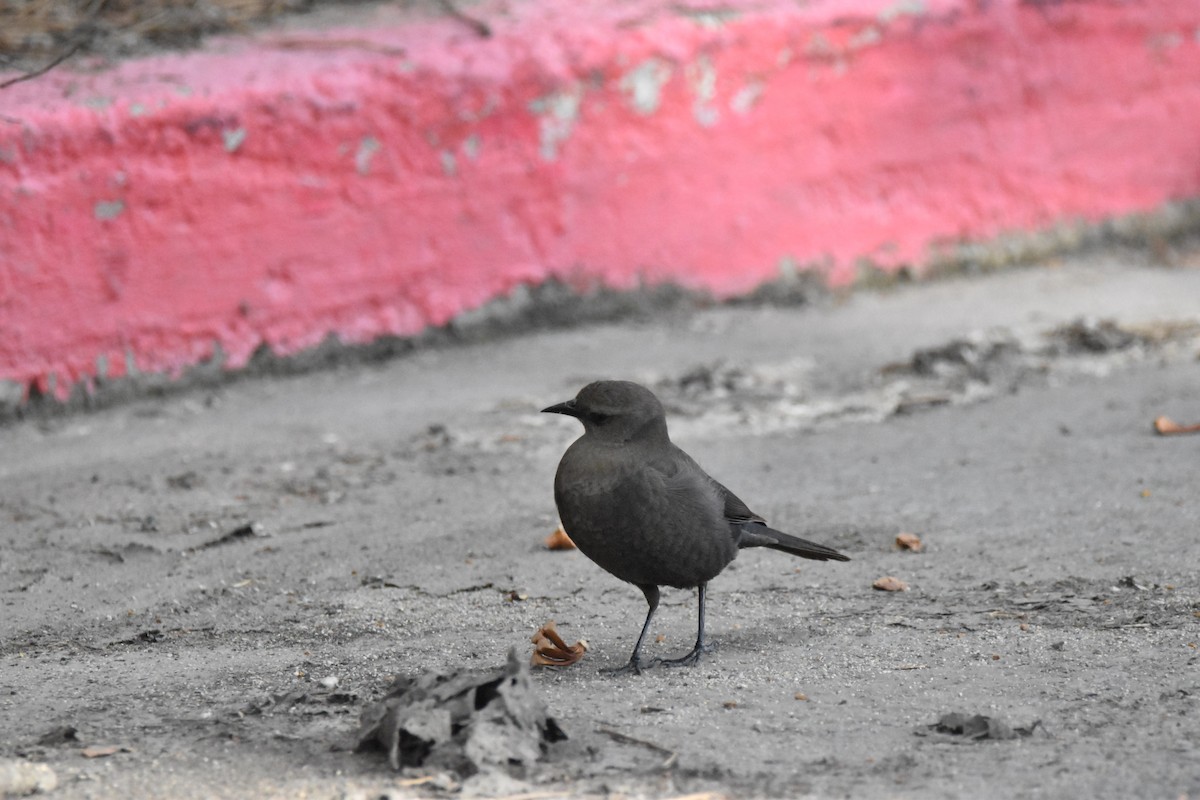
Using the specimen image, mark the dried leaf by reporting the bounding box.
[895,532,923,552]
[930,712,1040,740]
[873,576,909,592]
[530,621,588,668]
[1153,416,1200,435]
[354,649,566,772]
[81,745,123,758]
[545,527,576,550]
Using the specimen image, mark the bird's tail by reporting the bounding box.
[735,523,850,562]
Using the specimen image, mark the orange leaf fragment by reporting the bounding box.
[530,620,588,668]
[895,532,923,552]
[1153,416,1200,435]
[873,576,909,592]
[82,745,123,758]
[545,526,576,550]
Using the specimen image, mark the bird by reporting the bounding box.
[543,379,849,675]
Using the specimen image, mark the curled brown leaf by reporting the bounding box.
[530,620,588,668]
[545,526,576,550]
[1153,416,1200,436]
[873,576,909,592]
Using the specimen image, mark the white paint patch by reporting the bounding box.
[463,133,481,161]
[621,58,672,115]
[440,150,458,176]
[356,136,381,175]
[94,200,125,221]
[687,56,719,127]
[529,86,583,161]
[223,128,247,153]
[849,25,883,50]
[878,0,926,24]
[730,79,764,115]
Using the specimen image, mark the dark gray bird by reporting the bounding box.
[543,379,849,675]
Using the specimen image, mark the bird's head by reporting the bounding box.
[542,380,669,443]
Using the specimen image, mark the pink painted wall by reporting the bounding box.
[2,0,1199,401]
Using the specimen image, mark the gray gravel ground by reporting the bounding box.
[2,253,1199,799]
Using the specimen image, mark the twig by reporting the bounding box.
[597,726,678,769]
[435,0,493,38]
[0,41,84,90]
[0,0,108,91]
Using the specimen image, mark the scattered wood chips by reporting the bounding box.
[895,532,923,552]
[530,621,588,668]
[873,576,909,592]
[1153,416,1200,436]
[545,526,576,550]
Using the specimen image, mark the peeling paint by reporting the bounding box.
[462,133,481,160]
[674,6,742,28]
[878,0,926,24]
[440,150,457,176]
[805,32,838,59]
[83,96,113,110]
[529,87,583,161]
[621,58,672,116]
[94,200,125,221]
[355,136,380,175]
[687,56,719,127]
[130,103,147,117]
[850,25,883,50]
[223,128,247,153]
[730,79,764,115]
[1146,31,1183,53]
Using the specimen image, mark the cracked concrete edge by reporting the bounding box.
[4,204,1198,426]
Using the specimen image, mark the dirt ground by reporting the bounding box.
[2,253,1199,798]
[0,0,479,71]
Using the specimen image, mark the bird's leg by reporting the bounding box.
[602,584,659,676]
[659,583,716,668]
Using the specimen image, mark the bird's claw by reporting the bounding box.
[657,641,717,669]
[601,659,647,677]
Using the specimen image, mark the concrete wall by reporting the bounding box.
[2,0,1200,404]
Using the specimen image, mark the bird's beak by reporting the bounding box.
[541,399,578,417]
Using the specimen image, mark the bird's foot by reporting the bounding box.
[600,658,648,677]
[657,641,717,669]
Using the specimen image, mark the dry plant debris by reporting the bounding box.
[895,532,923,552]
[544,526,576,550]
[355,649,566,774]
[530,621,587,668]
[927,712,1041,741]
[1153,416,1200,436]
[873,576,909,592]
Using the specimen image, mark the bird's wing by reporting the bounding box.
[648,445,767,524]
[712,480,768,525]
